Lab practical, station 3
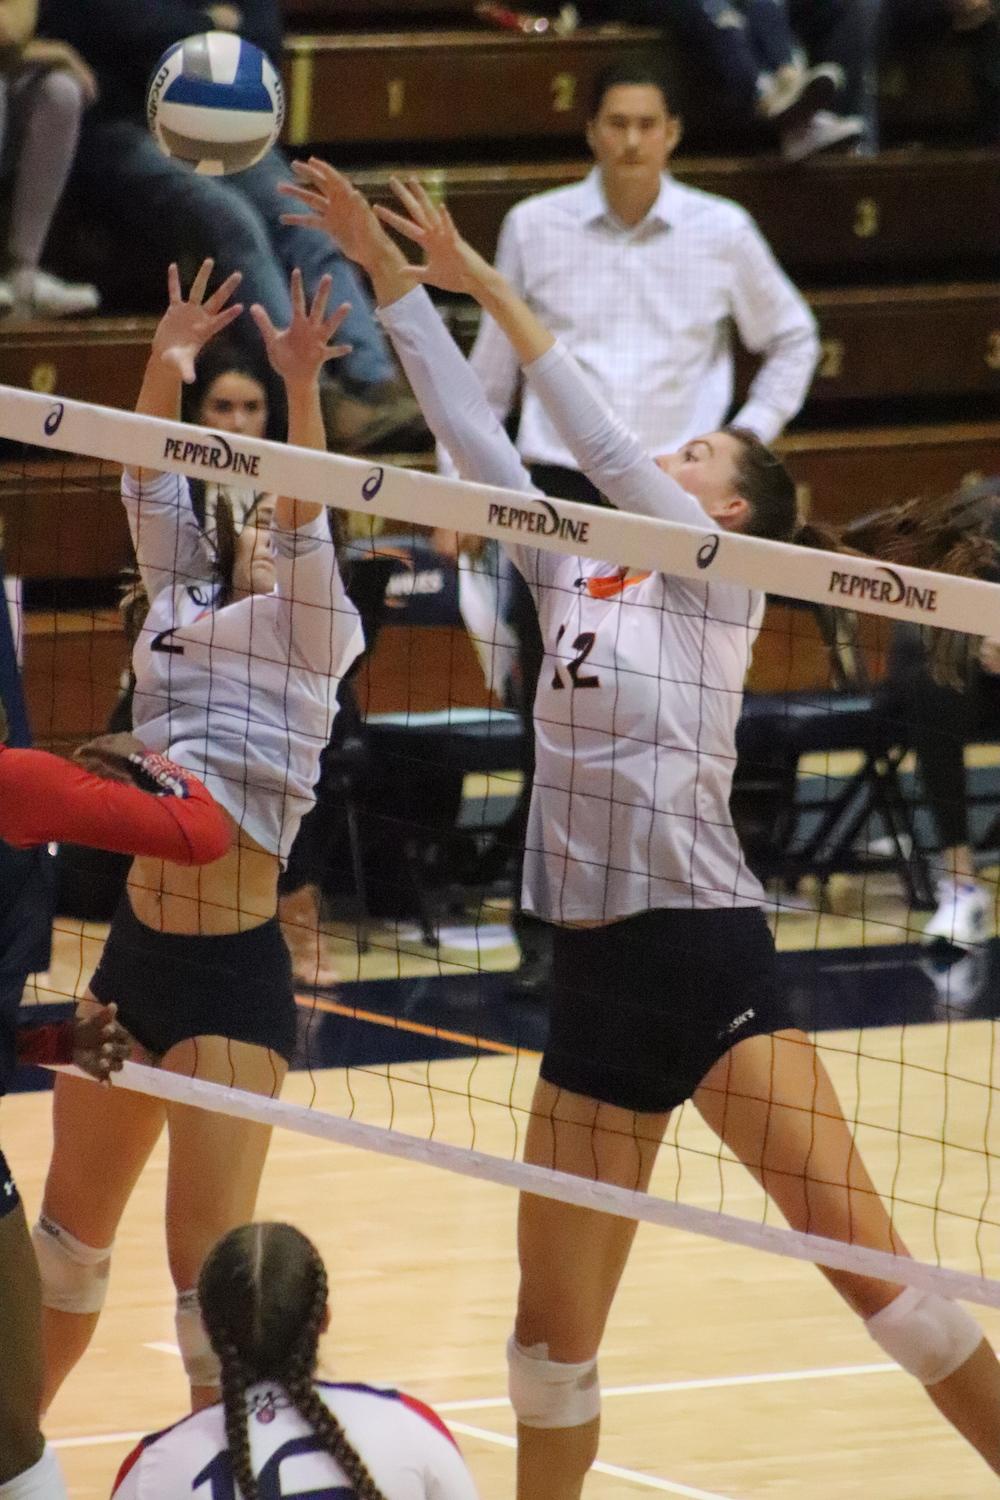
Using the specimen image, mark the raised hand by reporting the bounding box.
[374,176,495,296]
[152,259,244,384]
[279,158,393,273]
[250,268,352,386]
[72,1003,131,1084]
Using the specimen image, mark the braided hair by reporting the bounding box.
[198,1223,389,1500]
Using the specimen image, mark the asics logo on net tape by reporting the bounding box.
[829,564,938,614]
[44,402,64,436]
[162,431,261,478]
[696,533,720,569]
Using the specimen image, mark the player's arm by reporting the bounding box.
[377,178,710,528]
[0,743,232,864]
[17,1003,129,1083]
[727,215,819,443]
[278,163,536,499]
[124,260,245,598]
[394,1392,482,1499]
[250,269,364,675]
[127,259,244,484]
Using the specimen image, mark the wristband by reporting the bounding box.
[17,1022,75,1067]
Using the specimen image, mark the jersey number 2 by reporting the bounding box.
[551,627,600,691]
[150,627,184,657]
[193,1440,353,1498]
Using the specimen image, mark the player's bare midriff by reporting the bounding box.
[125,811,279,934]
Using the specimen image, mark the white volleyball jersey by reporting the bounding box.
[124,470,364,863]
[379,289,766,922]
[111,1380,480,1499]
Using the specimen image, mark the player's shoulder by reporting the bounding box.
[317,1380,460,1447]
[502,174,594,229]
[111,1405,222,1493]
[669,177,758,236]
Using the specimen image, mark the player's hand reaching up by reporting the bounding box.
[153,259,244,384]
[375,176,495,297]
[250,269,352,388]
[280,158,392,274]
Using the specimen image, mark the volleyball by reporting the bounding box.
[146,32,285,176]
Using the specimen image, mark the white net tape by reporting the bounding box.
[4,385,999,635]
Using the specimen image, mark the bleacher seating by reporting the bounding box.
[3,7,998,742]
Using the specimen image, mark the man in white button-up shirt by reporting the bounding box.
[444,59,820,506]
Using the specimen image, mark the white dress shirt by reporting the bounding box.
[449,167,819,471]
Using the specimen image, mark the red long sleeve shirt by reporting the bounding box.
[0,745,232,866]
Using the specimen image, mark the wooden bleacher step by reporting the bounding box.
[349,150,1000,281]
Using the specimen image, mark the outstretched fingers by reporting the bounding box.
[204,268,243,315]
[373,201,426,245]
[187,256,215,305]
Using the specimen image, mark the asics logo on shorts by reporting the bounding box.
[719,1005,755,1040]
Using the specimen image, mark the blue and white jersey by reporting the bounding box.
[123,470,364,863]
[111,1380,480,1499]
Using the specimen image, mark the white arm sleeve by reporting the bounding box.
[121,470,218,606]
[271,511,362,679]
[523,342,713,528]
[436,210,525,480]
[727,216,819,442]
[379,287,535,498]
[378,287,555,589]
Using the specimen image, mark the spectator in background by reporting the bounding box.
[579,1,878,159]
[36,0,427,453]
[438,59,820,989]
[0,0,99,316]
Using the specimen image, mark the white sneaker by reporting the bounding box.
[11,267,100,319]
[781,110,866,163]
[760,62,844,131]
[923,879,991,950]
[921,946,991,1009]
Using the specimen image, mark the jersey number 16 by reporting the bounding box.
[194,1438,352,1498]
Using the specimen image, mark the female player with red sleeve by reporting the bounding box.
[0,712,228,1500]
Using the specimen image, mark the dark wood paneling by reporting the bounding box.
[283,28,981,153]
[776,422,1000,527]
[23,611,128,747]
[0,462,130,579]
[0,318,152,410]
[283,26,663,147]
[349,149,1000,281]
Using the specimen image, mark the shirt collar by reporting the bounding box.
[579,167,676,231]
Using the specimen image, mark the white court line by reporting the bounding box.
[56,1358,897,1462]
[436,1360,898,1412]
[447,1421,732,1498]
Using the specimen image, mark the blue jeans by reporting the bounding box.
[610,0,880,133]
[72,119,395,389]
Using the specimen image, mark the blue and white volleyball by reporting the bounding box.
[146,32,284,176]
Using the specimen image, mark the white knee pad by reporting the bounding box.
[31,1215,112,1316]
[866,1286,985,1386]
[507,1335,601,1429]
[176,1288,221,1388]
[0,1446,68,1499]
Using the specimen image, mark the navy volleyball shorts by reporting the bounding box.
[540,906,795,1113]
[90,896,297,1063]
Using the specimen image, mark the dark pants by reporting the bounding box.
[70,123,396,391]
[877,625,1000,852]
[581,0,878,123]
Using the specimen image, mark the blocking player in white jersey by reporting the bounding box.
[36,261,365,1419]
[279,165,1000,1500]
[111,1222,479,1500]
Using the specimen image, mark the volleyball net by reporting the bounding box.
[4,386,1000,1306]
